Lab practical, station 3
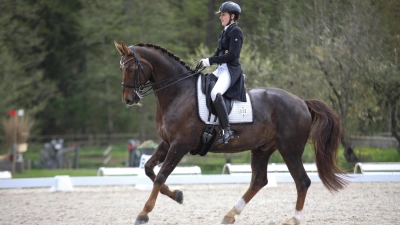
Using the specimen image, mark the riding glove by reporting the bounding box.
[200,58,210,67]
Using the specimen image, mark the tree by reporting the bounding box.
[0,0,57,134]
[1,0,397,141]
[370,0,400,148]
[277,0,385,153]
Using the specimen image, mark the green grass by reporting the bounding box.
[12,169,98,178]
[352,147,400,162]
[7,143,400,178]
[21,143,131,169]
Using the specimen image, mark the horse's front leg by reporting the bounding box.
[143,141,183,203]
[135,142,189,225]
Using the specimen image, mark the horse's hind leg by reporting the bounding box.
[144,141,183,204]
[222,148,274,224]
[279,147,311,225]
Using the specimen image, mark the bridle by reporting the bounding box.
[120,45,204,98]
[120,46,146,98]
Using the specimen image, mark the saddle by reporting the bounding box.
[190,73,232,157]
[191,73,253,157]
[201,73,233,116]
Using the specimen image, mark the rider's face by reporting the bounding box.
[219,12,234,26]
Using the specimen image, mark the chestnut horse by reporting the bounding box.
[115,42,347,225]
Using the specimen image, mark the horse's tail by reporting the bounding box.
[305,99,347,192]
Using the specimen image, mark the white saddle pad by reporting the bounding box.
[196,76,253,125]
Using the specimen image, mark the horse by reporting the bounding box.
[114,41,347,225]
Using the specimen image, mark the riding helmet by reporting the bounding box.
[215,1,241,19]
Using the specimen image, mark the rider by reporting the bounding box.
[200,1,246,145]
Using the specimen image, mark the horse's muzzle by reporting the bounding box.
[123,92,141,105]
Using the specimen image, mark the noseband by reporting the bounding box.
[120,45,205,98]
[120,46,147,98]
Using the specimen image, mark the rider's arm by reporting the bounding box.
[208,27,243,65]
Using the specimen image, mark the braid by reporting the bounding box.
[135,43,192,71]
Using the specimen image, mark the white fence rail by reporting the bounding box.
[1,173,400,190]
[222,163,317,174]
[97,166,202,176]
[97,154,202,176]
[353,162,400,174]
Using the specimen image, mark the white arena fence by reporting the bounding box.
[97,154,202,176]
[353,162,400,174]
[1,173,400,190]
[1,162,399,190]
[222,163,318,174]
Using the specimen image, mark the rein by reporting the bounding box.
[120,45,204,98]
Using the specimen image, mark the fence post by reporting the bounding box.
[103,145,113,165]
[57,150,63,169]
[88,134,93,146]
[73,144,80,169]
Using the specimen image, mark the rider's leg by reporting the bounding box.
[213,93,234,144]
[211,64,231,101]
[211,64,233,144]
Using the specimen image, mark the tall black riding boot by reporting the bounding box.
[213,93,234,144]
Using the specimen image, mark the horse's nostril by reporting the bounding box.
[124,98,132,104]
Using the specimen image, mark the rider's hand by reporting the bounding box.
[199,58,210,67]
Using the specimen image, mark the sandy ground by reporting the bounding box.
[0,182,399,225]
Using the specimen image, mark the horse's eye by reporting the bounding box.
[126,67,133,73]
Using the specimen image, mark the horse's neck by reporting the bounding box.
[149,62,196,109]
[137,47,197,109]
[153,72,197,107]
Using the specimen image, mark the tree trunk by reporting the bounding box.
[105,78,114,138]
[390,102,400,152]
[206,0,216,50]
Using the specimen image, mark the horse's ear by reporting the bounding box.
[121,41,133,55]
[114,41,124,55]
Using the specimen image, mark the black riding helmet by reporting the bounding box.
[215,1,241,21]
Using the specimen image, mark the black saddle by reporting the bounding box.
[201,73,232,115]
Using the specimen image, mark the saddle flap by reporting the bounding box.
[201,73,232,115]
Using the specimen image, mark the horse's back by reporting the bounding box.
[247,87,312,136]
[248,87,309,114]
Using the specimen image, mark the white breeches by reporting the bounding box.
[211,63,232,101]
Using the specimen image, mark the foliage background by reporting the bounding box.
[0,0,399,150]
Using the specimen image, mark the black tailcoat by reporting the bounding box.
[209,23,246,102]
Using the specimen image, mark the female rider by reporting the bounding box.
[200,1,246,145]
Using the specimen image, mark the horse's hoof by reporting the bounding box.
[175,190,184,204]
[221,216,235,224]
[282,216,301,225]
[134,215,149,225]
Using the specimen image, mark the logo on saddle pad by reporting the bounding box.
[196,76,253,125]
[238,107,247,117]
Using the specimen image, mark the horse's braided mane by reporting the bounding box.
[135,43,192,71]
